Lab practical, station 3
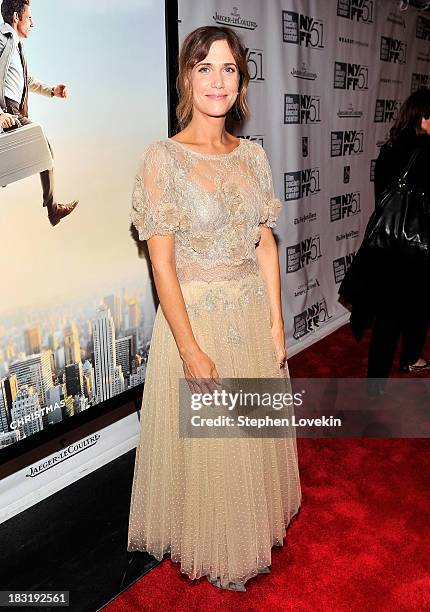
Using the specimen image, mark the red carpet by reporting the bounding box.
[105,324,430,612]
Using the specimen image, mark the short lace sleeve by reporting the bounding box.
[130,142,179,241]
[256,144,283,228]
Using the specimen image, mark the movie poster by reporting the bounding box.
[0,0,167,449]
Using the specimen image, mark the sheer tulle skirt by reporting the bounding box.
[127,270,301,587]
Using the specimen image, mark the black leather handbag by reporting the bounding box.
[362,149,430,261]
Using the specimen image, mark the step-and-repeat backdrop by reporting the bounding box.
[178,0,430,349]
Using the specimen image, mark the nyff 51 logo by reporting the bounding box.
[334,62,368,90]
[330,192,361,222]
[337,0,374,23]
[331,131,364,157]
[416,15,430,40]
[241,134,264,147]
[282,10,324,48]
[374,99,400,123]
[286,236,322,273]
[284,94,321,124]
[293,298,332,340]
[380,36,407,63]
[245,48,264,82]
[333,252,356,283]
[284,168,321,201]
[411,73,430,93]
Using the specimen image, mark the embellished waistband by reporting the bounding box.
[181,272,267,320]
[177,259,259,283]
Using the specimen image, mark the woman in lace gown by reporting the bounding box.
[127,26,301,591]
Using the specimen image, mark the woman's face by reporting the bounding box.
[190,39,240,120]
[421,116,430,136]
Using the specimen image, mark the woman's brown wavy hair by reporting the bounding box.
[175,26,250,132]
[389,88,430,142]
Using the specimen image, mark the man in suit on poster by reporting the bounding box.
[0,0,78,226]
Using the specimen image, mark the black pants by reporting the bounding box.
[4,97,54,209]
[367,260,430,378]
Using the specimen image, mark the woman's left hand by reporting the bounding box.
[271,320,287,369]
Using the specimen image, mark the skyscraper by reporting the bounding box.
[103,295,123,334]
[116,336,134,388]
[24,326,42,356]
[11,385,43,438]
[65,362,84,397]
[45,386,64,425]
[128,299,140,329]
[0,375,18,431]
[92,306,118,403]
[9,352,53,407]
[82,359,95,401]
[64,322,81,366]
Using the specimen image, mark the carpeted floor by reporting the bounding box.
[103,323,430,612]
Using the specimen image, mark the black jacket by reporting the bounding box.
[374,132,430,201]
[339,131,430,341]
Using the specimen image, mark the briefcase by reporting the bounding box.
[0,122,53,187]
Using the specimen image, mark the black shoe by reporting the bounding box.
[400,358,430,373]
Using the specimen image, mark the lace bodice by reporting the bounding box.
[130,137,282,282]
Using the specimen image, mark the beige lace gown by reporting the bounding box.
[127,137,301,587]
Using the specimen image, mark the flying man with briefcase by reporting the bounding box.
[0,0,78,226]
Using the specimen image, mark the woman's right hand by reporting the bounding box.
[180,347,221,395]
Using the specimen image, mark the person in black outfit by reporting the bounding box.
[339,89,430,394]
